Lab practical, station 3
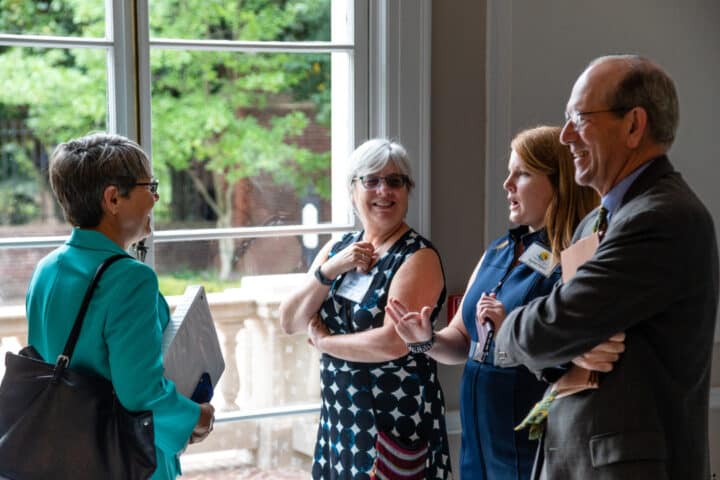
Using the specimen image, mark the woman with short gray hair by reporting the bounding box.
[26,132,215,479]
[281,138,451,479]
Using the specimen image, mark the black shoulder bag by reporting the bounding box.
[0,254,157,480]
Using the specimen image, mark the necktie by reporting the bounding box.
[515,389,557,440]
[592,205,608,234]
[515,206,609,439]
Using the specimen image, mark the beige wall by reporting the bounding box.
[430,0,487,412]
[431,1,487,470]
[429,0,720,475]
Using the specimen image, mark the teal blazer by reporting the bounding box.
[26,228,200,480]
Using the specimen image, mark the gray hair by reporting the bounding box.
[346,138,415,195]
[591,55,679,147]
[49,133,152,228]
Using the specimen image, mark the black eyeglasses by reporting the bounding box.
[354,174,410,190]
[134,180,159,194]
[564,107,632,128]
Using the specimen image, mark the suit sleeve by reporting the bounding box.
[494,206,691,371]
[103,262,199,454]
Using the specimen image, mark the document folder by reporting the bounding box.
[162,285,225,399]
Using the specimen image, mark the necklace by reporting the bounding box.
[365,222,407,255]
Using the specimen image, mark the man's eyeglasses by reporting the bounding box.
[564,107,632,128]
[135,180,159,194]
[354,174,410,190]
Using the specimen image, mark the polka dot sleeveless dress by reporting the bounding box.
[311,229,452,480]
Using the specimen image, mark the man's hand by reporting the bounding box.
[572,332,626,372]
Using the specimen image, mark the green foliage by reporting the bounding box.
[0,108,45,225]
[0,0,76,36]
[0,180,39,224]
[0,47,107,145]
[149,0,330,41]
[0,0,333,231]
[0,0,105,36]
[158,269,241,296]
[148,0,333,221]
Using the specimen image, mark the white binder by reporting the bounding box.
[162,285,225,399]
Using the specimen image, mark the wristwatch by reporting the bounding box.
[314,265,335,286]
[407,333,435,354]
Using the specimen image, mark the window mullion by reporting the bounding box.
[108,0,138,139]
[133,0,155,265]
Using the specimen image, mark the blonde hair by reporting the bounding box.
[511,126,598,261]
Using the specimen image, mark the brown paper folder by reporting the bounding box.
[556,232,602,398]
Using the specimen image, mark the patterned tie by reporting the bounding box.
[592,205,608,234]
[515,389,557,440]
[515,206,610,439]
[515,206,608,439]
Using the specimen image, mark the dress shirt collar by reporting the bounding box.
[601,159,655,219]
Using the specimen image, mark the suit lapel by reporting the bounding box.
[573,155,675,245]
[572,207,601,243]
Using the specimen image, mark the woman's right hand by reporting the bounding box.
[321,240,377,276]
[475,292,506,331]
[385,297,434,344]
[189,402,215,444]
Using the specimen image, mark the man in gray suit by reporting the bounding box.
[494,55,719,478]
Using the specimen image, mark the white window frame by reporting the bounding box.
[0,0,432,425]
[135,0,362,264]
[0,0,432,267]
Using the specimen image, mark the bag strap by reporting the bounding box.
[54,254,132,373]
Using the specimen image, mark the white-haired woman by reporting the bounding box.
[280,139,452,479]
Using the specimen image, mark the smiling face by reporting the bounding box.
[503,150,554,231]
[560,60,633,196]
[351,162,409,232]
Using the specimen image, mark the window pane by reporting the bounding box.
[159,236,325,473]
[155,234,332,288]
[150,50,337,234]
[0,246,57,306]
[149,0,333,42]
[0,46,107,238]
[0,0,106,38]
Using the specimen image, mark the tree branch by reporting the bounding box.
[186,168,221,218]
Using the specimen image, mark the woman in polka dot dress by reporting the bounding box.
[280,139,452,480]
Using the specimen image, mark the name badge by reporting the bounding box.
[335,270,374,304]
[519,242,557,278]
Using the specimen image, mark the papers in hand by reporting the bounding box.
[556,232,603,398]
[162,285,225,400]
[560,233,600,283]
